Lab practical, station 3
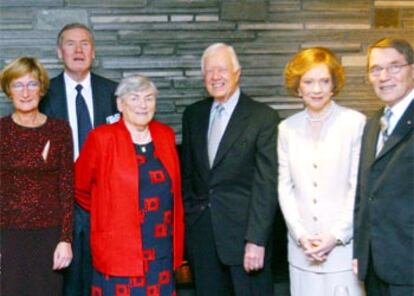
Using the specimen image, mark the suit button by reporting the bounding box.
[313,182,318,187]
[313,198,317,204]
[209,189,214,194]
[369,196,373,202]
[313,216,318,222]
[313,163,318,169]
[200,205,205,210]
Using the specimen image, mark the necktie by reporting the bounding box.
[208,104,225,167]
[378,107,393,153]
[75,84,92,151]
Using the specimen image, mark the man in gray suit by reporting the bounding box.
[353,37,414,296]
[181,43,279,295]
[40,23,117,296]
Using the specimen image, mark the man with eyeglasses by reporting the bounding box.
[353,37,414,296]
[40,23,117,296]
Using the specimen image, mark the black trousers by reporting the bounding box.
[63,204,92,296]
[186,208,274,296]
[1,227,63,296]
[365,252,413,296]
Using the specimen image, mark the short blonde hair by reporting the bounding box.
[0,56,49,98]
[284,47,345,96]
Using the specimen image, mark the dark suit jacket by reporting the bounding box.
[353,100,414,285]
[181,92,279,265]
[40,72,117,127]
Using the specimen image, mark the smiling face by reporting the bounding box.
[368,47,414,107]
[57,28,95,82]
[9,73,42,114]
[117,89,156,131]
[298,63,334,115]
[203,47,241,103]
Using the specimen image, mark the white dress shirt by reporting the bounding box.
[278,102,366,272]
[64,72,94,159]
[208,88,240,138]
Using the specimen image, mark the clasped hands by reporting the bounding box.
[299,233,337,263]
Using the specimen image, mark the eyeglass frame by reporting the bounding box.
[11,81,41,92]
[369,63,412,77]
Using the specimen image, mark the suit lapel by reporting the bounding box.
[376,100,414,160]
[91,73,105,127]
[50,73,69,120]
[195,99,213,170]
[212,94,250,168]
[363,111,382,168]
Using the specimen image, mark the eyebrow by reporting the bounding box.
[64,38,92,43]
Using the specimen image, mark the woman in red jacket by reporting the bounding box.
[75,75,184,295]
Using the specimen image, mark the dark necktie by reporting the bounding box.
[75,84,92,150]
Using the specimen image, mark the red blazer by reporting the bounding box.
[75,119,184,276]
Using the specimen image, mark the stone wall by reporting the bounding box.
[0,0,413,141]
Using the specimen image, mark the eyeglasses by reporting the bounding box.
[369,64,411,77]
[11,81,40,92]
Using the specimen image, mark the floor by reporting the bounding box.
[177,280,290,296]
[176,208,291,295]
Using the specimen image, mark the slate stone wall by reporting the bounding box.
[0,0,413,141]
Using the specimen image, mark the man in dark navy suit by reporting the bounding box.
[40,23,117,296]
[181,43,279,295]
[353,37,414,296]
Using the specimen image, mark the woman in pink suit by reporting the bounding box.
[278,48,366,296]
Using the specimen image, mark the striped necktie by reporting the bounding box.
[377,107,393,154]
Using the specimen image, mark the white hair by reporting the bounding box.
[201,43,241,73]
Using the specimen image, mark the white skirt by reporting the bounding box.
[289,264,365,296]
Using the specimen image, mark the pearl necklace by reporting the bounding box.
[305,102,335,123]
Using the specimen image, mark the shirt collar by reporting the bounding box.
[388,88,414,120]
[64,72,91,92]
[212,87,240,115]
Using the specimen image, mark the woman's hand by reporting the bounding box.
[52,241,73,270]
[299,235,323,262]
[304,233,337,262]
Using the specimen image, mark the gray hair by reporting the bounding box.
[201,43,241,73]
[115,75,158,98]
[368,37,414,67]
[57,23,94,47]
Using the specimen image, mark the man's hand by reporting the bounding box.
[352,259,358,275]
[243,242,265,272]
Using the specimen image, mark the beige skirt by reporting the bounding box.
[289,264,365,296]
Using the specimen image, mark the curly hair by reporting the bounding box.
[284,47,345,96]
